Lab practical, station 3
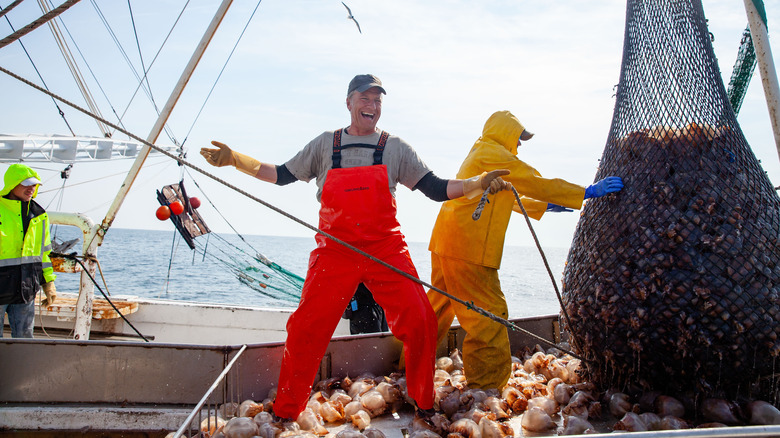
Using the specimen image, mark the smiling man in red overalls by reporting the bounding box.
[200,74,509,422]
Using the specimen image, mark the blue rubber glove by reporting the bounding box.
[546,203,573,213]
[584,176,623,199]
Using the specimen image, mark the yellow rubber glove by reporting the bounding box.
[41,282,57,307]
[462,169,511,199]
[200,141,263,177]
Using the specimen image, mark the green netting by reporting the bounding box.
[727,26,758,115]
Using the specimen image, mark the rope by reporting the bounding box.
[0,64,581,359]
[50,251,150,341]
[0,0,25,19]
[1,4,76,135]
[38,0,109,136]
[474,187,584,356]
[180,0,264,147]
[0,0,82,49]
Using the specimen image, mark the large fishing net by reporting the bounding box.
[561,0,780,401]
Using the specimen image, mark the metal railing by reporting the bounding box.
[173,344,248,438]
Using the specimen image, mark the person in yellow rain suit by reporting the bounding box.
[428,110,623,390]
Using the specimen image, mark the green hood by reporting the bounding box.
[2,164,41,198]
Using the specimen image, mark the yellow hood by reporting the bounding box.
[478,110,526,156]
[429,110,586,268]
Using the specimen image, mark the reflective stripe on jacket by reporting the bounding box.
[0,196,55,304]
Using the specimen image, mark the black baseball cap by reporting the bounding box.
[348,74,386,95]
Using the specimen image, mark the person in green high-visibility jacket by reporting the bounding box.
[0,164,57,338]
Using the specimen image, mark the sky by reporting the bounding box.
[2,0,780,251]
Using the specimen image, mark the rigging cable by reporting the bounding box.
[0,0,81,49]
[0,0,24,19]
[48,1,133,136]
[50,252,150,341]
[162,229,181,296]
[180,0,264,147]
[119,0,187,146]
[473,187,584,357]
[0,3,76,135]
[38,0,109,137]
[0,67,579,357]
[87,0,189,144]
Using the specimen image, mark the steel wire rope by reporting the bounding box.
[0,0,24,19]
[38,0,108,136]
[35,159,169,196]
[56,157,177,219]
[0,4,75,135]
[45,0,132,136]
[87,0,159,129]
[0,64,582,359]
[126,0,156,118]
[117,0,184,146]
[472,186,584,357]
[48,251,150,341]
[0,0,81,49]
[178,0,264,148]
[87,0,189,144]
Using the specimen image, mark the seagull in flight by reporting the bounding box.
[341,2,362,34]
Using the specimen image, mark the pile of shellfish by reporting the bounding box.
[563,123,780,401]
[165,346,780,437]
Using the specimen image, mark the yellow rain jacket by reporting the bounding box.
[0,164,56,304]
[429,110,586,269]
[426,110,588,390]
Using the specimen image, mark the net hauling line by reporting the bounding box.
[1,65,583,360]
[473,187,584,357]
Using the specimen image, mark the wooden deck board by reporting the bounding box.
[36,292,139,320]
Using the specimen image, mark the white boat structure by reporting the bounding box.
[0,0,348,346]
[2,1,780,437]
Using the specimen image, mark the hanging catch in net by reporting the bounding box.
[562,0,780,401]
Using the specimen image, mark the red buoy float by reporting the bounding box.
[169,200,184,216]
[156,205,171,220]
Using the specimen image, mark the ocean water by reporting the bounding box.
[50,227,569,318]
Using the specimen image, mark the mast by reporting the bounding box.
[71,0,234,340]
[743,0,780,164]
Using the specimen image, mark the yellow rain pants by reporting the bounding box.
[428,253,510,389]
[426,110,587,390]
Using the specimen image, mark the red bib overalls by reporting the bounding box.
[273,130,437,419]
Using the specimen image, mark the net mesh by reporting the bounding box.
[561,0,780,401]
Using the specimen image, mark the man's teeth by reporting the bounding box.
[361,112,374,119]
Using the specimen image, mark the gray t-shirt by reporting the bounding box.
[284,130,432,202]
